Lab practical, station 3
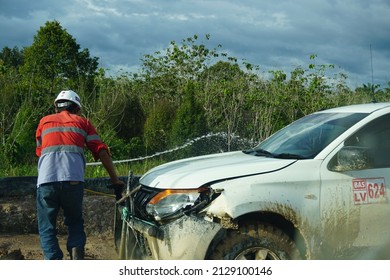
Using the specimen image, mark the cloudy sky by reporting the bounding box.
[1,0,389,88]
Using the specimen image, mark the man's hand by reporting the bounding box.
[107,181,125,201]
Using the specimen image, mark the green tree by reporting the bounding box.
[245,72,286,142]
[199,61,249,150]
[138,34,224,110]
[170,81,208,147]
[143,99,177,153]
[7,101,37,165]
[20,20,98,105]
[0,46,24,68]
[137,34,226,154]
[91,72,146,158]
[0,46,25,168]
[359,83,381,102]
[0,58,24,169]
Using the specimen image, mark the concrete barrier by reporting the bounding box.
[0,175,140,197]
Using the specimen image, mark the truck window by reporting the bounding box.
[256,112,366,159]
[336,113,390,170]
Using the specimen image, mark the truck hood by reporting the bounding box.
[139,151,296,189]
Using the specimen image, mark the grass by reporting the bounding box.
[0,165,38,177]
[84,158,167,178]
[0,158,167,178]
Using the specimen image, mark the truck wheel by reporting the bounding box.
[209,223,302,260]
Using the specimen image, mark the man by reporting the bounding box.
[35,90,124,260]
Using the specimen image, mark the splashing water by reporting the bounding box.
[86,132,257,166]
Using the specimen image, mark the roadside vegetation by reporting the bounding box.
[1,20,389,177]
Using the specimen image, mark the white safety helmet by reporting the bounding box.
[54,90,82,108]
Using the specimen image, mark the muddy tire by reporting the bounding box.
[209,223,302,260]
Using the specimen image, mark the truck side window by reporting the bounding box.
[343,113,390,169]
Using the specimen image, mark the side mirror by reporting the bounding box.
[329,146,371,172]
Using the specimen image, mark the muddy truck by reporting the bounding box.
[113,102,390,260]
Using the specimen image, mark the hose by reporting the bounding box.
[84,188,116,198]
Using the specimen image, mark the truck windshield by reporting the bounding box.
[252,112,367,159]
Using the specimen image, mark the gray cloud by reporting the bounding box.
[1,0,389,87]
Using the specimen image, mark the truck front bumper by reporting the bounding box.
[117,209,222,260]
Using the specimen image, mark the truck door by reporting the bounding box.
[320,113,390,259]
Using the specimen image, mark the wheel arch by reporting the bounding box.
[205,211,309,259]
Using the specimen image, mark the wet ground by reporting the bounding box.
[0,233,118,260]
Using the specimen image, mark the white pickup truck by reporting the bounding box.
[115,102,390,259]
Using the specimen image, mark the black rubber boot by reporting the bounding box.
[69,247,85,260]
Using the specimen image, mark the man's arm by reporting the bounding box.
[98,149,124,186]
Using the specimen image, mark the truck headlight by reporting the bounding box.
[146,188,207,221]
